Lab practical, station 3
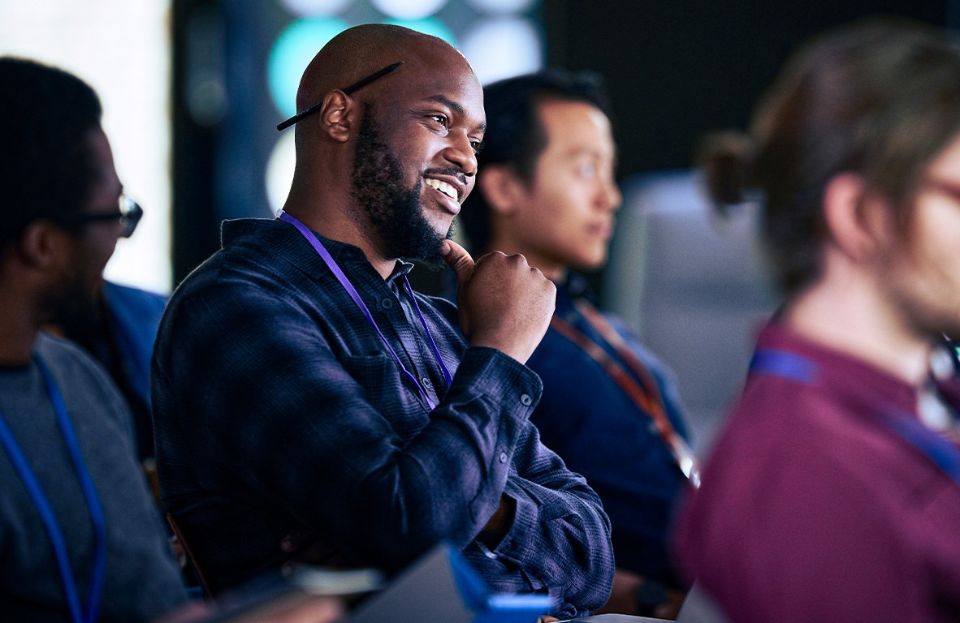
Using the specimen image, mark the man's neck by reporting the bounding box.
[0,285,38,365]
[783,271,931,385]
[282,203,397,280]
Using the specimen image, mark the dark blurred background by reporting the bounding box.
[171,0,952,284]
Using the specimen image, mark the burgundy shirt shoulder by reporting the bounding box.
[673,322,960,623]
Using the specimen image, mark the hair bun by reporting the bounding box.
[696,131,756,209]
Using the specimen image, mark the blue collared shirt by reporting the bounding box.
[527,276,691,585]
[151,218,614,617]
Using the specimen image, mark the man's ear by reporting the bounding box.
[477,165,528,216]
[822,172,889,262]
[318,90,354,143]
[16,221,72,271]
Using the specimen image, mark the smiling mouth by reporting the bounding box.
[425,178,460,203]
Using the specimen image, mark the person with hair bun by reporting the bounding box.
[674,18,960,622]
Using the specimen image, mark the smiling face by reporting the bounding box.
[490,99,620,279]
[351,45,485,261]
[351,106,442,262]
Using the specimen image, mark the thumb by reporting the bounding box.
[441,239,475,285]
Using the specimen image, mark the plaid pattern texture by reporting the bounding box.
[152,218,613,616]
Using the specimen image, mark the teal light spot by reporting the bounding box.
[268,17,350,117]
[383,17,456,45]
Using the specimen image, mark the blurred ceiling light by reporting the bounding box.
[268,16,348,117]
[462,17,542,85]
[280,0,353,16]
[266,132,296,215]
[384,17,456,45]
[371,0,447,20]
[466,0,536,14]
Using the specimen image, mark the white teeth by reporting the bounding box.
[425,178,458,201]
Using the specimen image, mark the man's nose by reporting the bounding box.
[599,178,622,211]
[443,133,478,177]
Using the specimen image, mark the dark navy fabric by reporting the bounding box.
[101,281,166,458]
[151,218,614,617]
[526,276,691,585]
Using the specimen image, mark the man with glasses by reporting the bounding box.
[0,57,187,621]
[152,24,614,619]
[43,194,169,465]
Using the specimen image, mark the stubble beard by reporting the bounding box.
[43,265,104,345]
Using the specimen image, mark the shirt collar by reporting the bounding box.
[755,321,920,416]
[385,259,415,286]
[221,218,417,282]
[558,272,593,297]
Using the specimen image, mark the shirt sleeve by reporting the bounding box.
[477,418,615,617]
[154,277,543,571]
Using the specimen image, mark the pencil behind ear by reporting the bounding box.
[319,90,356,144]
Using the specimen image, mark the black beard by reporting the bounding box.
[351,109,449,263]
[43,271,104,348]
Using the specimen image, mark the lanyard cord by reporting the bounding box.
[551,300,700,488]
[400,276,453,388]
[0,355,107,623]
[279,212,452,409]
[751,347,960,489]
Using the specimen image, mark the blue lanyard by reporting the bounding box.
[750,347,960,488]
[0,355,107,623]
[279,212,453,409]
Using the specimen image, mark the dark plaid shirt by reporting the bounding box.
[152,218,613,617]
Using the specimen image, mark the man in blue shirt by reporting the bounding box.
[458,70,695,617]
[47,262,167,463]
[152,25,614,618]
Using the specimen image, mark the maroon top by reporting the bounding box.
[674,322,960,623]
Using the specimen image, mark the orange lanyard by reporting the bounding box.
[551,300,700,488]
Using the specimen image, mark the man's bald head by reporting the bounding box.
[281,23,486,268]
[295,24,472,117]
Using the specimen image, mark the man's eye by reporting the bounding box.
[470,140,484,155]
[575,162,597,178]
[429,114,449,127]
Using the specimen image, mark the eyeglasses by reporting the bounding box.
[923,177,960,204]
[275,61,404,132]
[56,194,144,238]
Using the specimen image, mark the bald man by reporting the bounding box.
[152,24,614,617]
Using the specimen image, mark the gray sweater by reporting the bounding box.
[0,333,187,622]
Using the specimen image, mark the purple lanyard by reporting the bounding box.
[279,212,452,409]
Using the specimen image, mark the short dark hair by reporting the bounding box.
[0,57,103,250]
[459,69,611,253]
[699,19,960,294]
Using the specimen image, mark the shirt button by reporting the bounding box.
[520,393,532,406]
[421,377,433,389]
[380,298,394,310]
[499,451,508,464]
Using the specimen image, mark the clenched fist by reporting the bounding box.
[442,239,555,364]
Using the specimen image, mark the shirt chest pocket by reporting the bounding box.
[339,352,431,439]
